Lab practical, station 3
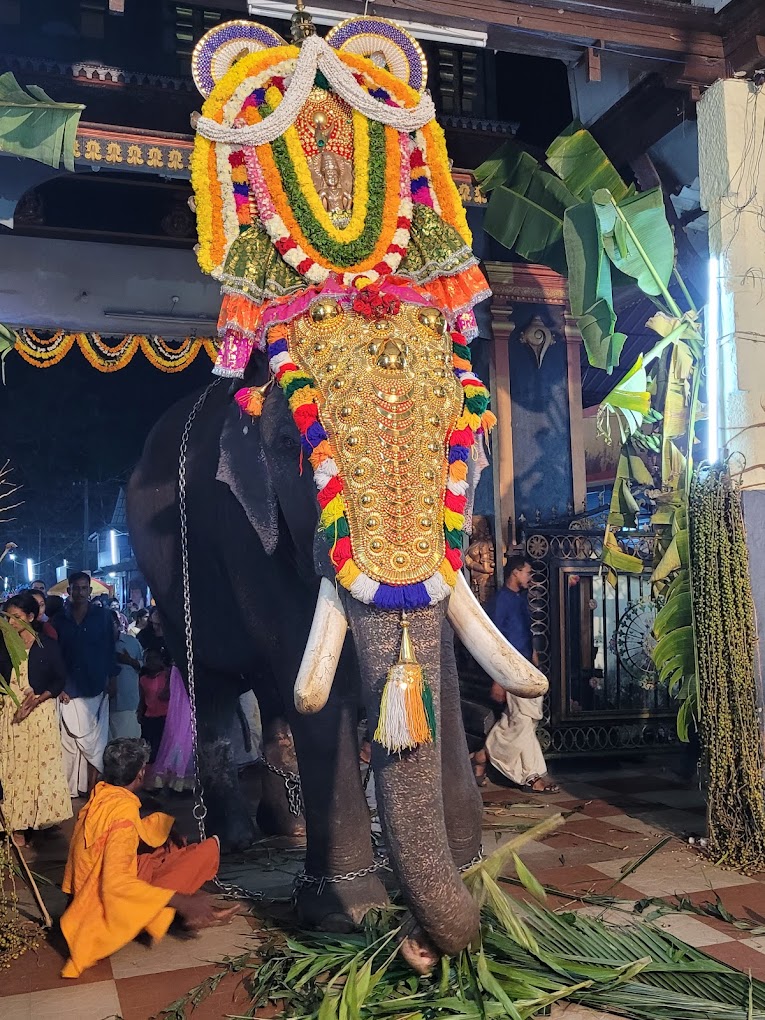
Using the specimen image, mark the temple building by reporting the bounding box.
[2,0,764,761]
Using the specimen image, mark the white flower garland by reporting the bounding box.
[196,35,435,145]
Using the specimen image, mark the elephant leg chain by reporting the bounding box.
[260,754,304,817]
[292,855,391,902]
[178,380,264,903]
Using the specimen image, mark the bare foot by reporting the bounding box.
[399,928,440,975]
[12,831,27,848]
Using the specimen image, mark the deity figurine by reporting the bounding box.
[465,515,496,603]
[312,149,353,223]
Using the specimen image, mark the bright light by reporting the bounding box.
[108,572,116,579]
[26,558,34,583]
[9,553,15,561]
[110,529,118,566]
[63,558,68,570]
[3,577,7,590]
[707,255,721,464]
[246,3,488,46]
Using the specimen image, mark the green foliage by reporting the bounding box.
[177,826,765,1019]
[0,325,16,385]
[0,614,27,707]
[0,72,84,170]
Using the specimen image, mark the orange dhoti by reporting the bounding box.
[136,839,220,893]
[60,781,219,978]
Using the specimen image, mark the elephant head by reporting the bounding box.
[221,281,548,958]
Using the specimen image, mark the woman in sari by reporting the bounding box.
[0,592,72,846]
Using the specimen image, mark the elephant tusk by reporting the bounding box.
[294,577,348,714]
[447,573,548,698]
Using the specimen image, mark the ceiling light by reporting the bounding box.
[246,2,488,47]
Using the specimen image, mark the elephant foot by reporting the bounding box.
[399,925,440,975]
[296,872,389,931]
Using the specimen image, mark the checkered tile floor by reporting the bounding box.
[5,759,764,1020]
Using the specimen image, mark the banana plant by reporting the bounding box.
[475,124,706,736]
[0,324,17,384]
[0,72,84,170]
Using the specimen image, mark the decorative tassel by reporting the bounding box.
[374,612,436,754]
[234,378,273,418]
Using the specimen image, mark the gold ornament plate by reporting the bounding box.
[290,300,462,585]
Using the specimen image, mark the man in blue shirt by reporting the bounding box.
[472,555,558,793]
[54,571,118,797]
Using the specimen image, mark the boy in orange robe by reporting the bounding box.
[60,737,238,978]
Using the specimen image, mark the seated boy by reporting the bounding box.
[60,737,237,978]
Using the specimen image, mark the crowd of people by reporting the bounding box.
[0,571,194,849]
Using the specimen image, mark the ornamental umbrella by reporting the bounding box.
[48,577,112,596]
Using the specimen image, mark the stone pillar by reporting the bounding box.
[698,78,765,687]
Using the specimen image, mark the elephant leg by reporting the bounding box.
[285,651,388,931]
[252,678,306,840]
[439,622,484,869]
[195,667,257,851]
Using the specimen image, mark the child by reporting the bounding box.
[138,649,170,763]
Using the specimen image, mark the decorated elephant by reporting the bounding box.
[127,10,547,967]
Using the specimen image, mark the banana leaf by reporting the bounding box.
[598,357,652,444]
[545,120,632,203]
[0,323,16,384]
[603,528,645,576]
[0,614,28,707]
[0,71,84,170]
[479,147,576,275]
[653,591,692,639]
[593,188,675,298]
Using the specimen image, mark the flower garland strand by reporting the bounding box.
[14,330,218,372]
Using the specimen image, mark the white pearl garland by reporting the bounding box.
[196,35,435,145]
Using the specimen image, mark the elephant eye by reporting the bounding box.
[278,427,300,451]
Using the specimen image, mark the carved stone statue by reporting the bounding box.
[465,515,496,603]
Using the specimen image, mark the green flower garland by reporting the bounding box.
[263,104,388,269]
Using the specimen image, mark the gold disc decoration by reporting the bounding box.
[191,19,286,98]
[325,16,428,93]
[290,300,462,585]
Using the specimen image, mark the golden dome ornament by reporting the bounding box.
[374,611,436,754]
[310,298,342,323]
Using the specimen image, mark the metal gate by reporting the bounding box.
[523,525,677,757]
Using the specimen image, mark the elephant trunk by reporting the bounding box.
[344,596,480,957]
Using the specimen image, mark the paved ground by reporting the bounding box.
[4,755,764,1020]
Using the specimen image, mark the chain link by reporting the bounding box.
[260,754,304,817]
[178,381,264,902]
[458,851,484,873]
[293,856,391,900]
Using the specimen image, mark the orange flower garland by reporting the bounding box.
[14,330,218,373]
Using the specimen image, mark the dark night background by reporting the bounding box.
[0,1,572,586]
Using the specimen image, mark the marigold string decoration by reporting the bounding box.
[14,330,219,372]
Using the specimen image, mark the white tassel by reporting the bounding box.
[349,573,379,605]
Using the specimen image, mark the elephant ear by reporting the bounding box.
[216,359,279,556]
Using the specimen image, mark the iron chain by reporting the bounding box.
[260,754,304,817]
[293,856,391,899]
[178,381,264,901]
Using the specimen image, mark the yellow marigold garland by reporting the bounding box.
[14,330,218,372]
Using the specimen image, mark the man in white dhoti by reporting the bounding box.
[472,555,558,794]
[53,572,118,797]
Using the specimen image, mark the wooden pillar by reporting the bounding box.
[488,302,516,585]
